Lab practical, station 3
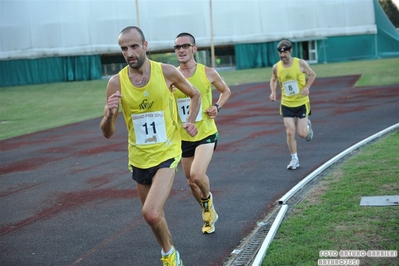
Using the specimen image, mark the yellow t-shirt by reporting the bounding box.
[174,63,217,141]
[119,60,181,169]
[277,57,309,107]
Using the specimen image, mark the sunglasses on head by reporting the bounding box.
[174,43,194,50]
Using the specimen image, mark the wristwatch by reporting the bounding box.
[213,103,221,112]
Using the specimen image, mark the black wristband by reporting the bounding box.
[213,103,221,112]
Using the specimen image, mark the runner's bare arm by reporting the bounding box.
[162,64,201,136]
[100,74,123,138]
[269,64,278,101]
[300,59,316,95]
[205,67,231,116]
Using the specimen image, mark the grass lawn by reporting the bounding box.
[0,57,398,141]
[263,132,399,266]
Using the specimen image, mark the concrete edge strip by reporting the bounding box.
[251,204,288,266]
[279,123,399,204]
[251,123,399,265]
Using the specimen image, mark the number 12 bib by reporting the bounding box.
[176,98,202,123]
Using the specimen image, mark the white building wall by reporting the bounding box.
[0,0,377,60]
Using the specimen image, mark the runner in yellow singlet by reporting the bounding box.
[100,26,201,266]
[269,39,316,170]
[173,33,231,234]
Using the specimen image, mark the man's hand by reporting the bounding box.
[269,92,276,102]
[301,87,310,96]
[205,106,218,119]
[183,122,198,137]
[107,91,123,116]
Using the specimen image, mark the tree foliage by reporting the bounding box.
[379,0,399,27]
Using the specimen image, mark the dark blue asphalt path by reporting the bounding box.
[0,76,398,266]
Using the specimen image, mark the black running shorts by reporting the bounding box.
[281,104,311,118]
[181,132,218,158]
[131,156,180,185]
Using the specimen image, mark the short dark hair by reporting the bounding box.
[277,39,292,52]
[120,26,146,44]
[175,32,196,45]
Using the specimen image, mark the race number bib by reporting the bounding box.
[176,98,202,123]
[282,80,300,97]
[132,111,167,145]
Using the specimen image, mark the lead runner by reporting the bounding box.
[100,26,201,266]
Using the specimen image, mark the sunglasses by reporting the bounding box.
[277,46,291,52]
[174,43,194,50]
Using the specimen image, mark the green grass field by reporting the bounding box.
[263,132,399,265]
[0,57,398,141]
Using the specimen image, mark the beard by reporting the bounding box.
[127,54,145,70]
[280,56,289,63]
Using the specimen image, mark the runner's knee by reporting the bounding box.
[142,207,162,226]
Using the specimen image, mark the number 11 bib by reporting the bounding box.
[132,111,167,145]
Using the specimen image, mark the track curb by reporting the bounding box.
[225,123,399,266]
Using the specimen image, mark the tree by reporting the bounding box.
[378,0,399,28]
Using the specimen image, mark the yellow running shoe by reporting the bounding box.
[160,247,183,266]
[201,192,219,234]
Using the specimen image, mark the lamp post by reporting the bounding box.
[135,0,140,28]
[209,0,215,68]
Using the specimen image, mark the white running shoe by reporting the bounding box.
[306,119,313,141]
[287,159,300,170]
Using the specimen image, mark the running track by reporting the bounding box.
[0,76,398,265]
